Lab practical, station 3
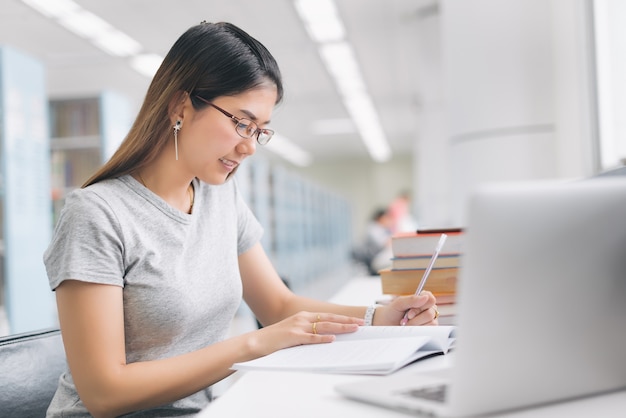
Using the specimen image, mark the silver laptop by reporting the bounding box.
[336,178,626,417]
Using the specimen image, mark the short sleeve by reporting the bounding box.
[43,189,126,291]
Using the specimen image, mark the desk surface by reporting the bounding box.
[198,277,626,417]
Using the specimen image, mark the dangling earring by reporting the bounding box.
[173,119,182,160]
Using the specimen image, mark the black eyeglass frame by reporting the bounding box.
[194,96,274,145]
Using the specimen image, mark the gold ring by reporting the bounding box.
[433,307,440,319]
[317,314,321,321]
[312,322,318,335]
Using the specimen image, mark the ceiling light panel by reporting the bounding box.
[294,0,345,42]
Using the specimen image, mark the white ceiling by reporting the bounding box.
[0,0,437,165]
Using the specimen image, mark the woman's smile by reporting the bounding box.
[219,157,238,172]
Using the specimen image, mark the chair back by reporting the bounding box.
[0,328,66,418]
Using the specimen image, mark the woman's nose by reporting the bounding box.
[236,136,257,156]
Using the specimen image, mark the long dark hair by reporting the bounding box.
[83,21,283,187]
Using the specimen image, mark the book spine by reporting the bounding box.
[381,274,457,295]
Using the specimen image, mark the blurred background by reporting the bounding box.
[0,0,624,336]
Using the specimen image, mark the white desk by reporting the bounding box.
[197,277,626,417]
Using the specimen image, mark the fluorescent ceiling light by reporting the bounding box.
[294,0,345,43]
[58,9,112,39]
[343,94,391,162]
[319,43,391,162]
[21,0,144,58]
[319,42,366,95]
[131,53,164,78]
[264,134,313,167]
[92,29,142,57]
[294,0,393,162]
[21,0,79,19]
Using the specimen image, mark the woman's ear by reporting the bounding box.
[168,90,189,125]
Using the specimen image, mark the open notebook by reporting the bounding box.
[336,178,626,417]
[232,326,456,375]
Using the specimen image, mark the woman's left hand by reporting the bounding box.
[373,291,439,326]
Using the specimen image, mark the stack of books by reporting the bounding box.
[378,228,465,324]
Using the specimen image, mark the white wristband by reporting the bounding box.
[363,305,377,326]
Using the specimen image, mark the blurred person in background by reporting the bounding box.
[388,190,418,233]
[354,207,394,275]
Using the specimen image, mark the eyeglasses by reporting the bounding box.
[195,96,274,145]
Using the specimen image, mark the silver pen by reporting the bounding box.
[400,233,448,326]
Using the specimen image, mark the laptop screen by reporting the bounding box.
[449,178,626,415]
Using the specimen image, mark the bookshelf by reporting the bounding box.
[234,158,354,290]
[49,91,132,224]
[234,158,353,315]
[0,46,55,334]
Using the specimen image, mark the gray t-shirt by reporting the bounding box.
[43,174,263,417]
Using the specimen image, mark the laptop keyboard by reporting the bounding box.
[397,384,447,403]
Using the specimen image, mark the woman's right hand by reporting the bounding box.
[245,311,362,358]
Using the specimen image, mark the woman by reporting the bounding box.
[43,22,438,417]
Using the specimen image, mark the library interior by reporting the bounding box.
[1,0,625,417]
